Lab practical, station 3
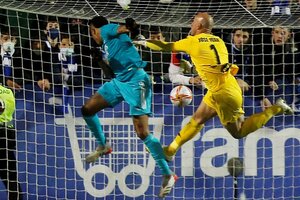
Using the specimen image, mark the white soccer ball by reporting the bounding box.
[170,85,193,107]
[117,0,131,10]
[159,0,174,3]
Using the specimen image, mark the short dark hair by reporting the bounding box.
[149,26,161,35]
[89,16,108,28]
[232,28,252,34]
[0,26,9,36]
[0,26,18,37]
[47,16,58,23]
[60,33,70,40]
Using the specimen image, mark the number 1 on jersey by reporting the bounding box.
[210,44,221,64]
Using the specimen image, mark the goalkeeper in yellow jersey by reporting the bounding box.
[134,12,294,161]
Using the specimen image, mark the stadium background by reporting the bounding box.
[0,1,299,199]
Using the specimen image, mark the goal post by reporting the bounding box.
[0,1,299,200]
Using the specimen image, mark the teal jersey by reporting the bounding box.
[100,23,147,81]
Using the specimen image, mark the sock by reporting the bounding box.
[83,114,106,146]
[238,105,283,138]
[167,117,203,156]
[143,134,172,175]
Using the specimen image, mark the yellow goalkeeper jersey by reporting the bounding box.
[0,85,15,123]
[172,33,237,92]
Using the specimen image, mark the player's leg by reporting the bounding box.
[81,92,110,147]
[133,115,173,174]
[225,98,293,139]
[132,115,177,198]
[165,99,216,159]
[82,81,122,163]
[126,71,177,197]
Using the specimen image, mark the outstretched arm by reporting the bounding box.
[144,40,174,51]
[134,37,191,53]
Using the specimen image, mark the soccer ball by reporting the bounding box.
[159,0,174,3]
[170,85,193,107]
[227,157,244,177]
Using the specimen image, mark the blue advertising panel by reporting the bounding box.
[1,84,299,200]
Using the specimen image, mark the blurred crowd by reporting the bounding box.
[0,9,299,111]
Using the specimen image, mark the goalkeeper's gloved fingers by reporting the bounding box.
[135,34,146,41]
[132,40,147,47]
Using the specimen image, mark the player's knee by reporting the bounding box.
[231,132,243,139]
[226,127,243,139]
[136,128,149,140]
[135,126,149,140]
[81,105,92,116]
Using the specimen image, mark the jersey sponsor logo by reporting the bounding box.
[0,89,11,94]
[55,112,163,198]
[181,116,299,177]
[56,112,298,197]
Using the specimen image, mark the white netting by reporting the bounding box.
[0,0,299,28]
[0,1,299,200]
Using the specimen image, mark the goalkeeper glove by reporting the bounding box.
[125,18,139,39]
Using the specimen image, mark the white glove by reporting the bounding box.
[132,40,147,47]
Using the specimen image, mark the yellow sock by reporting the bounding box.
[166,118,203,156]
[238,105,283,138]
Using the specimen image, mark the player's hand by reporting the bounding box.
[6,79,21,91]
[236,79,251,91]
[269,81,278,90]
[125,18,140,39]
[38,79,51,91]
[189,76,202,86]
[125,18,137,30]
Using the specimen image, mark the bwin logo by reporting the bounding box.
[180,116,300,177]
[55,107,164,198]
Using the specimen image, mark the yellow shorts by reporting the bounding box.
[203,76,245,125]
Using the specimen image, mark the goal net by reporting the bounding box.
[0,0,299,200]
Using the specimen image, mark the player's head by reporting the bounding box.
[190,12,214,36]
[272,26,290,46]
[149,26,165,41]
[89,16,108,45]
[232,29,251,49]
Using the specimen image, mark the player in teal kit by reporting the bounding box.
[81,16,177,198]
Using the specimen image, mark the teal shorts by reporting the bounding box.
[97,69,152,116]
